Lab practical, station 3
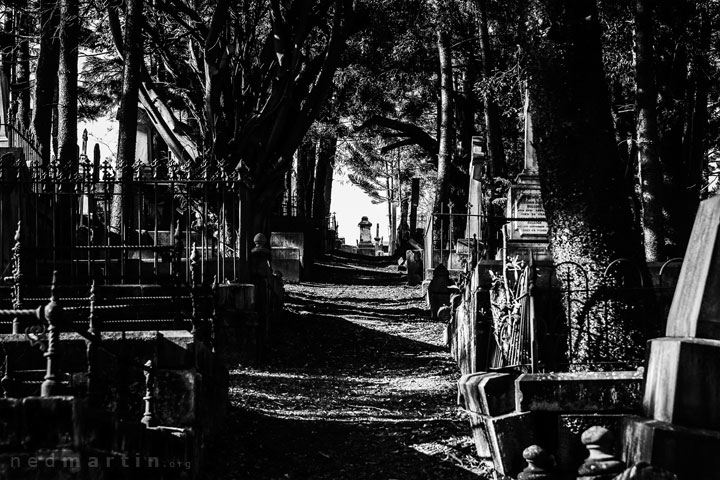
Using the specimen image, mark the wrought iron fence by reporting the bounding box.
[0,151,247,285]
[486,257,682,372]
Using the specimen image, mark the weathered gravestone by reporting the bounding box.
[623,196,720,479]
[406,249,422,286]
[427,264,453,320]
[504,94,551,262]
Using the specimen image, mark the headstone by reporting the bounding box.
[504,93,551,261]
[357,216,375,256]
[406,249,422,286]
[664,196,720,339]
[358,216,373,243]
[484,411,538,477]
[427,264,453,320]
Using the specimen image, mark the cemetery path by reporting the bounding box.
[204,252,488,480]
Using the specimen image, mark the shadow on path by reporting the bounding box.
[204,254,487,479]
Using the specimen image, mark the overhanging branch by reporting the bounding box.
[357,115,438,164]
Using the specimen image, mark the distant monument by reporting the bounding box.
[504,93,550,261]
[357,216,375,256]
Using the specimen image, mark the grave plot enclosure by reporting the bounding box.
[0,151,246,285]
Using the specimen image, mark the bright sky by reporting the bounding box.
[331,171,390,246]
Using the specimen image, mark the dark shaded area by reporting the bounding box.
[268,310,446,374]
[206,408,479,480]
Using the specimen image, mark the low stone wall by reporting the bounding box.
[458,370,643,478]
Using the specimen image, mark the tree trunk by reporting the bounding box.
[409,178,420,235]
[526,0,647,369]
[55,0,79,261]
[684,7,710,206]
[477,0,506,178]
[295,140,316,218]
[31,0,60,168]
[634,0,663,261]
[15,2,30,129]
[434,28,454,216]
[322,149,334,220]
[312,134,337,222]
[456,64,475,175]
[110,0,143,235]
[57,0,79,180]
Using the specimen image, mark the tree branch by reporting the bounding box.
[358,115,439,164]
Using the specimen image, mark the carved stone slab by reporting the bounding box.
[665,196,720,339]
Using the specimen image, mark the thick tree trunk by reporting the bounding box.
[15,3,30,129]
[634,0,663,261]
[434,28,454,216]
[312,134,337,222]
[57,0,79,179]
[477,0,506,178]
[456,65,475,175]
[55,0,79,259]
[684,8,710,206]
[110,0,144,234]
[31,0,60,167]
[295,140,316,219]
[527,0,647,369]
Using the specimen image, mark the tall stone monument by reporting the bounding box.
[504,94,550,261]
[466,136,485,242]
[357,216,375,256]
[0,69,8,148]
[622,196,720,478]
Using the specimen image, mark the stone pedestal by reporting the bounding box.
[620,196,720,479]
[622,416,720,478]
[643,337,720,430]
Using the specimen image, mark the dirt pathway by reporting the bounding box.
[205,253,488,479]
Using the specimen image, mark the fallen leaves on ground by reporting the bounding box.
[204,253,491,480]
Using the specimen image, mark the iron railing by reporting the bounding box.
[0,151,246,285]
[485,257,682,372]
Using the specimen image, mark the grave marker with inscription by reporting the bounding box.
[504,94,550,260]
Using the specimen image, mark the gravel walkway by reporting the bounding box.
[204,252,489,479]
